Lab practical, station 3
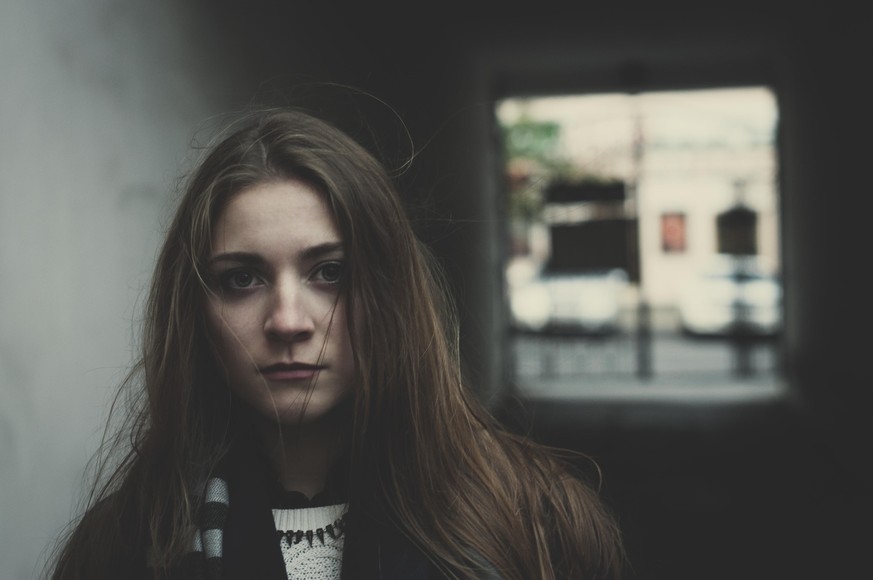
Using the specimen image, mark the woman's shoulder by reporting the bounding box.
[49,491,151,579]
[485,429,627,578]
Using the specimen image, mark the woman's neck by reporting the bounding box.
[257,416,345,499]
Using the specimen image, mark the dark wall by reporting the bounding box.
[214,2,871,577]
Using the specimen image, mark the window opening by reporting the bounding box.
[498,87,781,395]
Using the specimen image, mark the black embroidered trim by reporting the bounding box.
[277,515,347,547]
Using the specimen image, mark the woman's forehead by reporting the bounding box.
[211,180,343,255]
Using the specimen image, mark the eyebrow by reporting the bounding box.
[208,241,344,267]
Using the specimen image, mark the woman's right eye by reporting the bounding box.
[220,270,260,290]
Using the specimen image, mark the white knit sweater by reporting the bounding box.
[272,503,349,580]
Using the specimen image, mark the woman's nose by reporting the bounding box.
[264,281,316,341]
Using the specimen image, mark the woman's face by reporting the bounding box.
[205,179,355,426]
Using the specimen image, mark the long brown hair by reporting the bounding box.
[49,109,624,579]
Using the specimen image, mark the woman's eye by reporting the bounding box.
[315,261,344,284]
[222,270,259,290]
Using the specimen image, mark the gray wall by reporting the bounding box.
[0,1,252,576]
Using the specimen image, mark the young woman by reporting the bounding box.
[49,108,625,579]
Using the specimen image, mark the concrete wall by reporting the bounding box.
[0,1,252,576]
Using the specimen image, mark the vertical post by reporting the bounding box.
[718,180,759,379]
[630,97,653,381]
[731,257,754,378]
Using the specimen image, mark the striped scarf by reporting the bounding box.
[181,476,230,578]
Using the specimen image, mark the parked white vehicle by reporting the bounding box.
[677,255,781,336]
[509,267,629,334]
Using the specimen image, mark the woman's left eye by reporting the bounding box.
[314,261,344,284]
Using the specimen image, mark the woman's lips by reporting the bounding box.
[260,363,324,381]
